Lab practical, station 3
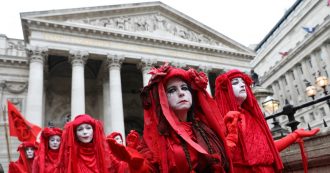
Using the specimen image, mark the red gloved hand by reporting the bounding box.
[224,111,242,147]
[275,128,320,152]
[107,138,131,162]
[294,128,320,140]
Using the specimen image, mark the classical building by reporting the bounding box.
[0,2,255,171]
[252,0,330,131]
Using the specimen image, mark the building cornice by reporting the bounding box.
[22,19,255,61]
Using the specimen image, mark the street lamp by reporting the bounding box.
[262,96,279,114]
[305,82,317,100]
[316,75,329,95]
[262,96,287,139]
[304,74,330,107]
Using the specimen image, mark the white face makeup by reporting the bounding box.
[114,135,123,145]
[25,147,34,159]
[166,78,192,113]
[49,135,61,150]
[76,123,94,143]
[231,77,247,105]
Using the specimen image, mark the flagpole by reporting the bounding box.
[2,105,11,162]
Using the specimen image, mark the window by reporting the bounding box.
[309,112,315,121]
[295,85,300,95]
[283,77,288,85]
[298,64,303,74]
[291,71,295,80]
[300,116,306,123]
[319,107,326,117]
[308,58,313,68]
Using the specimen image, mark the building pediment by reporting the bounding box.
[21,1,254,55]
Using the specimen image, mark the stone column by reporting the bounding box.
[26,46,48,127]
[107,54,125,138]
[285,72,296,104]
[293,66,306,102]
[138,58,156,86]
[199,65,212,95]
[69,50,88,120]
[102,70,111,134]
[321,44,330,77]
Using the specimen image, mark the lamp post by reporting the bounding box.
[262,96,287,139]
[316,75,330,107]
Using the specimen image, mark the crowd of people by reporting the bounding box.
[8,63,319,173]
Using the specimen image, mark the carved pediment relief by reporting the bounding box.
[66,14,232,50]
[5,81,28,94]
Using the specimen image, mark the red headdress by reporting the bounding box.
[9,142,37,173]
[56,114,109,173]
[107,132,123,141]
[33,127,62,173]
[140,63,232,172]
[126,130,140,149]
[215,69,283,171]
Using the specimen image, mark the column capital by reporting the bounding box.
[137,58,156,71]
[69,50,89,65]
[107,54,124,69]
[171,61,186,68]
[26,45,48,63]
[198,65,212,73]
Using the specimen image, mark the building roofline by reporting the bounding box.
[254,0,303,51]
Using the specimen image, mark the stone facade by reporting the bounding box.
[253,0,330,131]
[0,2,255,172]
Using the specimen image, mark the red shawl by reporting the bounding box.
[140,63,233,172]
[215,69,283,172]
[9,142,37,173]
[32,127,62,173]
[56,114,109,173]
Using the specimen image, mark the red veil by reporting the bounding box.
[9,142,37,173]
[140,63,233,172]
[55,114,109,173]
[33,127,62,173]
[215,69,283,172]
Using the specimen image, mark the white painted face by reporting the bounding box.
[166,77,192,112]
[231,77,247,105]
[48,135,61,150]
[76,123,93,143]
[114,135,123,145]
[25,147,34,159]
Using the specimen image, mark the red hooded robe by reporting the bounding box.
[139,64,233,173]
[215,69,283,173]
[9,142,37,173]
[32,127,62,173]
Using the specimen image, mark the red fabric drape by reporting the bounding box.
[32,127,62,173]
[215,69,283,172]
[9,142,37,173]
[7,100,41,143]
[140,64,233,172]
[55,114,110,173]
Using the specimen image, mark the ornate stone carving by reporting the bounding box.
[69,50,89,65]
[106,54,124,69]
[137,58,156,72]
[67,14,228,48]
[198,65,212,73]
[26,45,48,63]
[4,81,28,94]
[7,40,25,50]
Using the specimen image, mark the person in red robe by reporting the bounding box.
[9,142,37,173]
[107,132,129,173]
[108,63,232,173]
[55,114,120,173]
[215,69,319,173]
[32,127,62,173]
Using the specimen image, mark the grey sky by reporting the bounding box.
[0,0,296,47]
